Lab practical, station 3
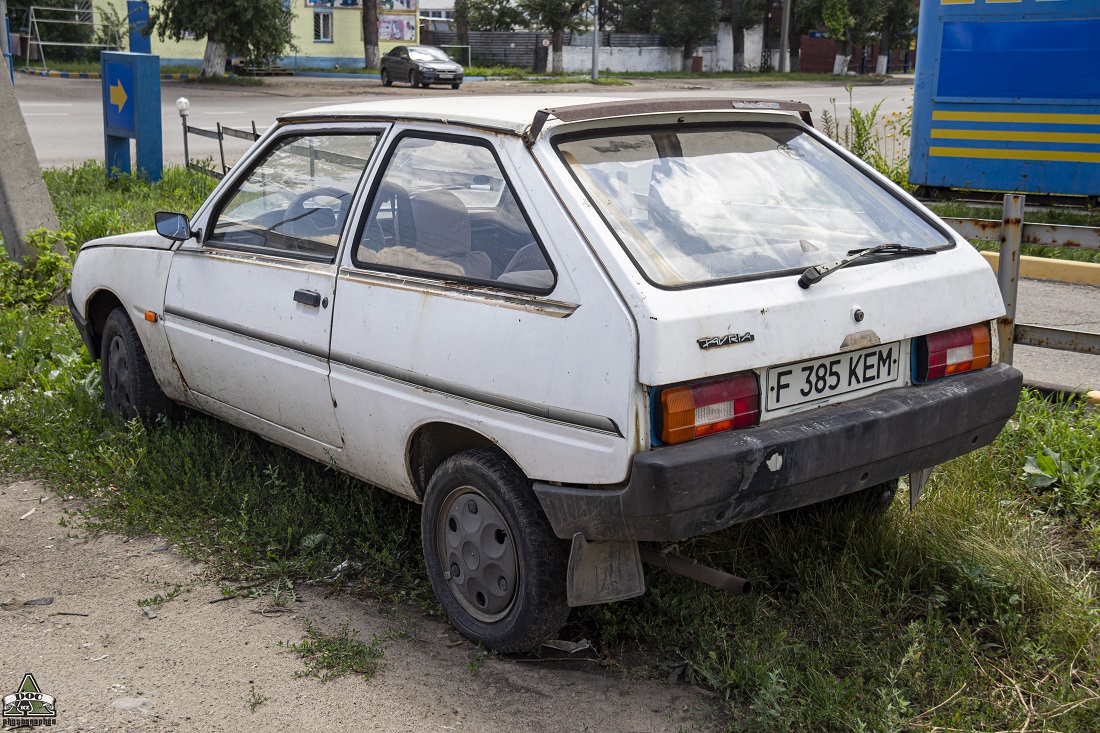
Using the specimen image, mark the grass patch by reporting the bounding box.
[281,620,386,681]
[43,161,215,245]
[2,164,1099,729]
[929,202,1100,264]
[529,75,631,86]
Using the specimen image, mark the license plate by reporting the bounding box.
[765,342,901,411]
[438,73,454,78]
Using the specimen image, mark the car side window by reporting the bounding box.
[353,136,555,292]
[207,133,378,260]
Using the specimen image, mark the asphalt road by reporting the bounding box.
[10,73,1098,391]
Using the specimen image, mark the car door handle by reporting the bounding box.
[293,289,322,307]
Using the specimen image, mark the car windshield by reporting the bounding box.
[409,47,451,62]
[556,124,948,287]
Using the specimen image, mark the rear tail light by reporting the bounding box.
[916,323,991,382]
[660,372,760,445]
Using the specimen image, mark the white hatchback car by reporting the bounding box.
[68,96,1022,651]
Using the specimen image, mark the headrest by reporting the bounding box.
[410,189,471,258]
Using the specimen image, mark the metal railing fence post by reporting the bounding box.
[996,194,1025,364]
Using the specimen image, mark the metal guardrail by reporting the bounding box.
[942,194,1100,364]
[180,118,261,179]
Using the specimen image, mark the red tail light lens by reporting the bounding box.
[917,324,991,381]
[660,372,760,444]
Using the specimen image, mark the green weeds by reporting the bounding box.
[43,161,214,245]
[821,85,912,190]
[137,582,190,608]
[282,620,386,681]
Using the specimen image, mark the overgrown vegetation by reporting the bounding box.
[2,164,1099,730]
[281,620,387,681]
[821,85,912,190]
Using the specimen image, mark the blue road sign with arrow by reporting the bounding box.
[100,51,162,181]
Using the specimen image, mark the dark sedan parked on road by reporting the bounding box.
[380,45,464,89]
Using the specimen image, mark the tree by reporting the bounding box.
[147,0,296,77]
[363,0,380,69]
[454,0,471,45]
[718,0,764,71]
[820,0,881,75]
[607,0,659,33]
[875,0,917,75]
[655,0,718,72]
[469,0,528,30]
[519,0,590,73]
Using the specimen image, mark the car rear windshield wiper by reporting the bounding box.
[797,243,937,289]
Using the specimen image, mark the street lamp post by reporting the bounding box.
[176,97,190,168]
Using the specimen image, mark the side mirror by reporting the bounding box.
[154,211,192,242]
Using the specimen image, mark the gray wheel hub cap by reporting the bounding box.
[438,488,518,622]
[107,334,134,413]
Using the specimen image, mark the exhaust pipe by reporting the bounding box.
[639,546,752,596]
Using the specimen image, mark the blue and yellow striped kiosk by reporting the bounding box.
[910,0,1100,200]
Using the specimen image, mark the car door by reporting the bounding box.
[328,129,633,498]
[163,128,383,447]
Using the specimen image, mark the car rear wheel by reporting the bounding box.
[422,448,569,652]
[101,307,173,422]
[381,68,392,86]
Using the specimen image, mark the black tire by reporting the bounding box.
[381,68,392,87]
[422,448,569,653]
[451,83,461,90]
[409,70,419,88]
[101,307,173,423]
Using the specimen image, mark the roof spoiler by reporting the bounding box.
[523,97,814,146]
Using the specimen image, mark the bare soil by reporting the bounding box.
[1,480,718,732]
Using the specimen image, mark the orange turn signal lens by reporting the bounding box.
[660,372,760,445]
[144,311,158,323]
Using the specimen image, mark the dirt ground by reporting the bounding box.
[0,479,718,732]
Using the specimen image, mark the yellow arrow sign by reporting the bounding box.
[109,79,128,113]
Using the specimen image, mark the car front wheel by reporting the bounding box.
[422,449,570,652]
[101,307,173,422]
[451,83,461,90]
[409,70,419,88]
[381,68,392,86]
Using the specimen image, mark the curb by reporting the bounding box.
[16,67,204,81]
[1024,380,1099,402]
[979,251,1100,286]
[17,68,99,79]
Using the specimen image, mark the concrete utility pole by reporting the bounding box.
[778,0,792,73]
[0,1,9,56]
[0,54,62,262]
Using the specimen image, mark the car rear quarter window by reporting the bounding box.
[352,135,555,292]
[207,133,379,261]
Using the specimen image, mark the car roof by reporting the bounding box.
[280,95,813,137]
[282,95,625,133]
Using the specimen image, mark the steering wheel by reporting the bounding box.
[283,186,352,234]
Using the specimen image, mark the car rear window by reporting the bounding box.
[556,124,949,287]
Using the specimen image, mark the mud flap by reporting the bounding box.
[909,466,934,510]
[566,533,645,607]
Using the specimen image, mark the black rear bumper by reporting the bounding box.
[534,363,1023,542]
